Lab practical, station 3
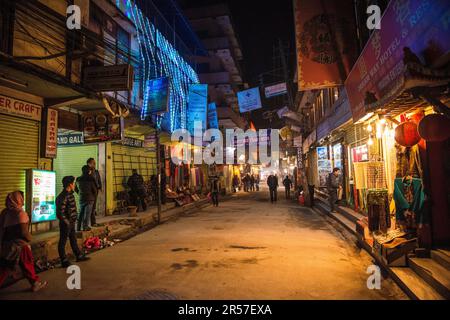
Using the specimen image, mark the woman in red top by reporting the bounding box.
[0,191,47,292]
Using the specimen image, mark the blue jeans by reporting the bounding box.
[78,201,94,231]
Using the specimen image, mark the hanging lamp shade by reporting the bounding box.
[395,121,421,147]
[418,113,450,142]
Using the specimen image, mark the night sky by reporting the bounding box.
[179,0,296,128]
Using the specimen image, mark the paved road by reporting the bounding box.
[0,189,407,300]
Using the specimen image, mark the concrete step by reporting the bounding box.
[315,197,363,224]
[408,257,450,299]
[314,200,356,234]
[391,267,445,300]
[431,249,450,270]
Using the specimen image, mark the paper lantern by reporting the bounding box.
[418,114,450,142]
[395,121,421,147]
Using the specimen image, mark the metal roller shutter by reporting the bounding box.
[54,145,98,204]
[0,114,39,211]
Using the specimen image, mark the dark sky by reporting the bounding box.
[179,0,296,128]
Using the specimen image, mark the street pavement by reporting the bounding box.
[0,188,408,300]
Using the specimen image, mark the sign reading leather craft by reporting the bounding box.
[345,0,450,122]
[0,94,42,121]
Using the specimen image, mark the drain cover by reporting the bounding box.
[132,290,179,300]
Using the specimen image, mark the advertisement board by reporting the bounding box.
[265,82,287,98]
[207,102,219,129]
[57,132,84,146]
[28,169,57,223]
[82,113,123,144]
[237,87,262,113]
[345,0,450,122]
[83,64,134,92]
[43,108,58,158]
[187,84,208,134]
[0,94,42,121]
[141,77,170,119]
[351,144,369,162]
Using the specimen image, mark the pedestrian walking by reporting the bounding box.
[127,169,148,212]
[255,174,260,191]
[209,176,220,207]
[326,168,342,213]
[56,176,89,268]
[232,175,240,193]
[75,165,97,231]
[87,158,101,227]
[283,175,293,200]
[250,175,255,192]
[267,173,279,203]
[0,191,48,292]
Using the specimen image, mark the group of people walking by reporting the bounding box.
[239,174,260,193]
[266,173,293,203]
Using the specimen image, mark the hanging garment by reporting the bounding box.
[353,162,369,190]
[393,177,426,226]
[367,190,390,233]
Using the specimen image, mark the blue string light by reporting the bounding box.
[118,0,199,132]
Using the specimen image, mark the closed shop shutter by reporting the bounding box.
[345,123,369,145]
[0,114,39,211]
[111,144,156,197]
[54,145,98,204]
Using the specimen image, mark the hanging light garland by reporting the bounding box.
[118,0,199,132]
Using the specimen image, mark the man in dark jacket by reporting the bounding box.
[75,165,97,231]
[127,169,147,212]
[267,173,279,203]
[87,158,101,227]
[56,176,89,267]
[326,168,341,213]
[283,175,293,200]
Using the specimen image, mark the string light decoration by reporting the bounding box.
[116,0,199,132]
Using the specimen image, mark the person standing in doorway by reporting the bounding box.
[87,158,101,227]
[326,168,342,213]
[267,173,279,203]
[283,175,293,200]
[56,176,89,268]
[75,165,97,231]
[127,169,147,212]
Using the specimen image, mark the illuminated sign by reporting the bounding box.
[187,84,208,134]
[28,170,56,223]
[237,87,262,113]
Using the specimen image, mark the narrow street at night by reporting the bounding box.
[0,189,406,300]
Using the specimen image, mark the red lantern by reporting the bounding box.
[395,121,421,147]
[418,114,450,142]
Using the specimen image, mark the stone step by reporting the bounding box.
[408,257,450,299]
[314,200,356,234]
[391,267,445,300]
[431,249,450,271]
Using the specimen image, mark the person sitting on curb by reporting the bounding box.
[56,176,90,268]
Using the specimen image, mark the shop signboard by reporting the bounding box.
[27,169,56,223]
[116,137,144,148]
[316,146,328,160]
[293,0,357,90]
[302,129,316,154]
[43,108,58,158]
[141,76,170,119]
[82,113,124,144]
[83,64,134,92]
[57,132,84,146]
[207,102,219,129]
[265,82,287,98]
[187,84,208,135]
[237,87,262,113]
[345,0,450,122]
[351,144,369,162]
[0,94,42,121]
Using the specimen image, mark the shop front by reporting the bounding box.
[345,0,450,255]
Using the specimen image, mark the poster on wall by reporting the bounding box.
[82,113,124,144]
[237,87,262,113]
[332,144,342,169]
[316,146,328,160]
[207,102,219,129]
[187,84,208,135]
[28,169,56,223]
[318,159,332,187]
[351,144,369,162]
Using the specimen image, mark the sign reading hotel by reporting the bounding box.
[345,0,450,122]
[0,94,42,121]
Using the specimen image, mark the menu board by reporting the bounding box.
[29,170,57,223]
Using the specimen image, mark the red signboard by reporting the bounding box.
[44,109,58,158]
[294,0,358,90]
[345,0,450,122]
